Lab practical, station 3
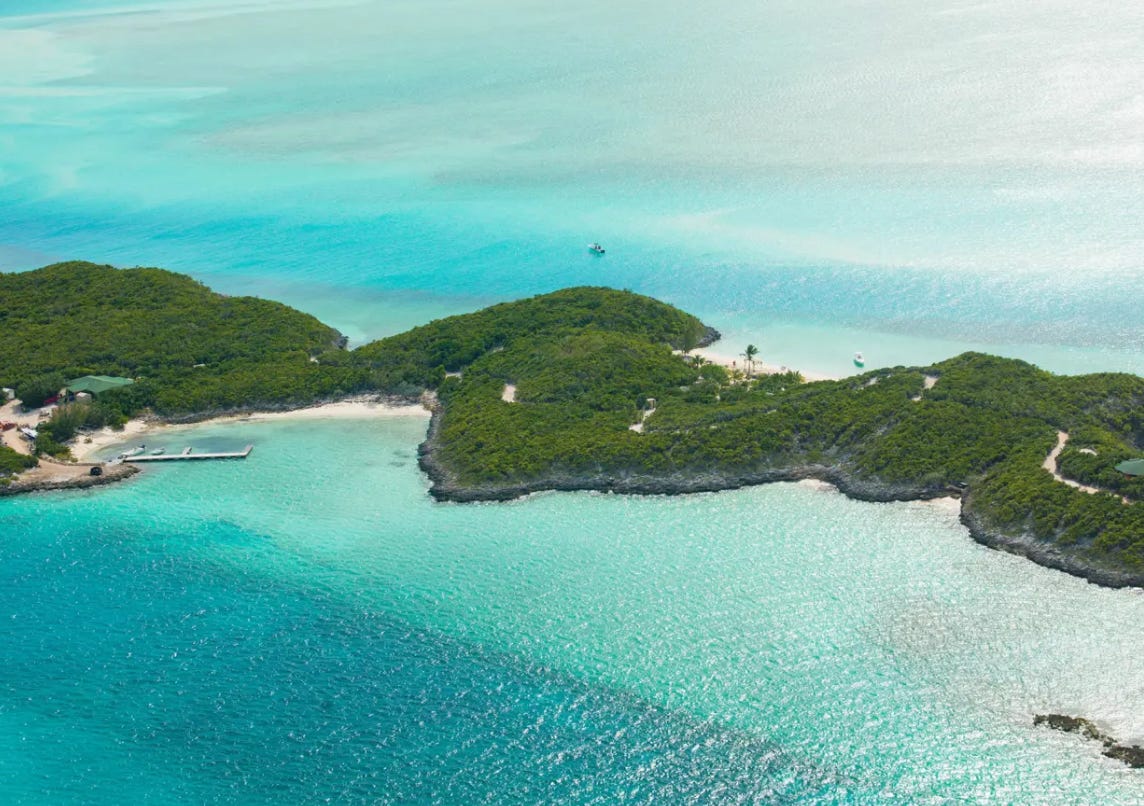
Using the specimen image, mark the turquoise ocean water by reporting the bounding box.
[2,0,1143,374]
[3,0,1144,801]
[3,418,1144,803]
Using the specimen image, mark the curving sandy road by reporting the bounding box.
[1042,431,1130,504]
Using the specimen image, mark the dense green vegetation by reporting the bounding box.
[1,264,708,419]
[0,263,708,460]
[4,261,1142,578]
[0,444,37,483]
[0,262,370,416]
[354,286,712,393]
[425,326,1144,576]
[31,399,130,459]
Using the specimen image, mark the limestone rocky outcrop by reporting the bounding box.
[418,407,1144,591]
[1034,714,1144,769]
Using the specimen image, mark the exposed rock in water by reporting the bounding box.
[1033,714,1105,741]
[1105,744,1144,769]
[1034,714,1144,769]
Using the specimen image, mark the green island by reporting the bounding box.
[2,261,1143,588]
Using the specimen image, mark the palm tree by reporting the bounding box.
[742,344,759,378]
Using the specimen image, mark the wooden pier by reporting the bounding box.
[129,445,254,462]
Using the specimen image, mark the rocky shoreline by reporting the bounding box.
[695,325,721,348]
[8,395,1141,593]
[419,409,1144,591]
[960,501,1144,590]
[0,461,140,497]
[418,411,950,500]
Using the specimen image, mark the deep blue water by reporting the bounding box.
[0,515,843,803]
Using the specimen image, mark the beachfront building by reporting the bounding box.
[66,375,135,398]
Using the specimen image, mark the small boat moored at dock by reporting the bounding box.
[131,444,254,462]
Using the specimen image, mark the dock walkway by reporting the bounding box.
[130,445,254,462]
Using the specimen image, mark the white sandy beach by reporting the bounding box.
[922,495,962,514]
[798,478,961,513]
[688,348,838,383]
[70,399,430,462]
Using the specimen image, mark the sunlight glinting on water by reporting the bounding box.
[2,0,1143,801]
[1,0,1142,375]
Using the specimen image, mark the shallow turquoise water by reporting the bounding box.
[1,0,1142,375]
[3,418,1143,802]
[3,1,1144,800]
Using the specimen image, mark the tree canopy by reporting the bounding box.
[3,261,1142,580]
[0,262,368,416]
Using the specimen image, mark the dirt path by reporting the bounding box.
[1042,431,1129,503]
[16,456,104,484]
[629,405,656,434]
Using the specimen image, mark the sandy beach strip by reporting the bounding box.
[70,398,430,462]
[687,348,838,382]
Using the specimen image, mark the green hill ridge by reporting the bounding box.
[2,262,1142,587]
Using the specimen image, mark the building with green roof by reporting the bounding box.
[67,375,135,396]
[1114,459,1144,476]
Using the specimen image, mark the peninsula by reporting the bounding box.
[2,262,1142,589]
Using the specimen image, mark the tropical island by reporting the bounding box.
[2,261,1143,589]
